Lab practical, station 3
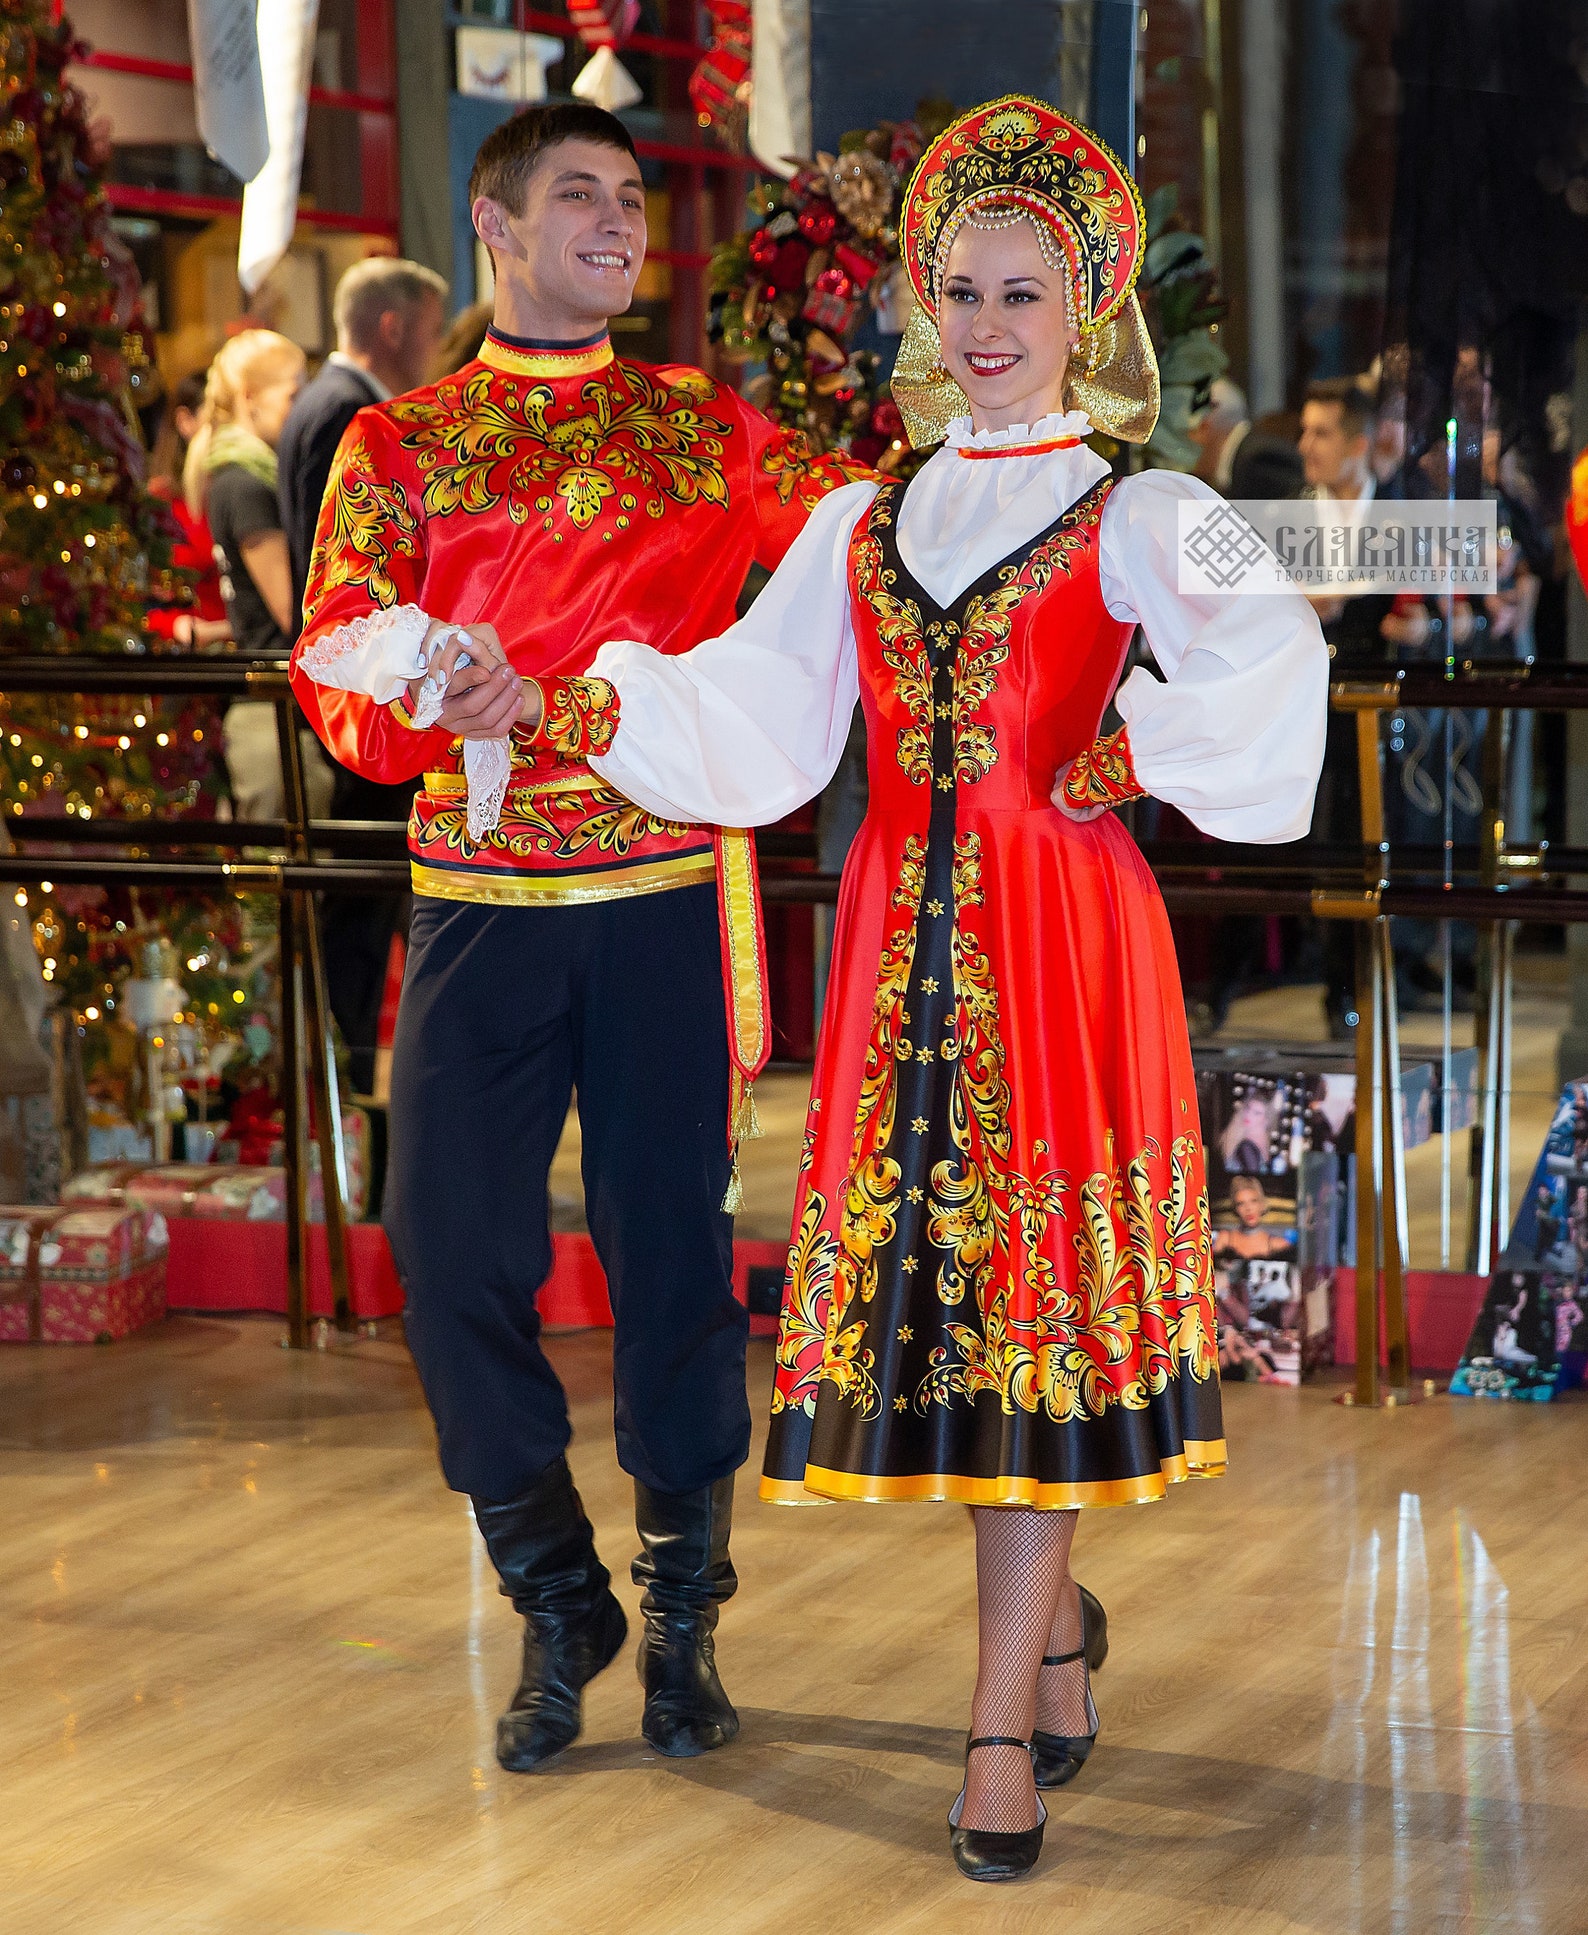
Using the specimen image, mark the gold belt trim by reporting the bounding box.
[716,829,767,1078]
[421,768,616,801]
[410,853,716,908]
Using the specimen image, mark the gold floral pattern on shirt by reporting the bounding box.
[530,675,620,758]
[303,437,423,623]
[415,775,690,867]
[387,362,734,532]
[759,429,872,512]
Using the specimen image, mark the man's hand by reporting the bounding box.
[406,620,523,738]
[1051,759,1107,822]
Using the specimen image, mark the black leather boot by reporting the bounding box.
[632,1474,739,1758]
[472,1456,627,1773]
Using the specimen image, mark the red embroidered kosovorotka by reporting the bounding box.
[761,477,1225,1507]
[291,331,864,908]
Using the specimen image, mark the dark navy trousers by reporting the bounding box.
[385,883,750,1503]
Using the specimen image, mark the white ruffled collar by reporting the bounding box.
[942,409,1094,453]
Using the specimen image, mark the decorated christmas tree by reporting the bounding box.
[0,0,173,651]
[0,0,281,1178]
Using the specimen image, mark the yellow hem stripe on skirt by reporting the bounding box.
[758,1440,1228,1509]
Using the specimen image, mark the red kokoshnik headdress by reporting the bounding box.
[892,95,1161,448]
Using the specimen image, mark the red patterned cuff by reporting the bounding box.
[527,675,621,758]
[389,692,425,731]
[1062,726,1146,809]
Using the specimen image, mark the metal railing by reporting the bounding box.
[7,654,1584,1386]
[1,656,367,1350]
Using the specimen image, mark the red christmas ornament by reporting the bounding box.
[871,397,905,440]
[888,121,925,173]
[688,0,751,144]
[797,205,838,247]
[567,0,638,50]
[747,229,779,268]
[834,243,880,289]
[768,239,811,295]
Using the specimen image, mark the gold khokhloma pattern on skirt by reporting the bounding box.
[773,813,1218,1428]
[386,362,733,532]
[771,473,1217,1432]
[771,833,927,1424]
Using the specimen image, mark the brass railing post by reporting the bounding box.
[1352,916,1382,1407]
[274,696,354,1343]
[1469,705,1514,1274]
[277,889,307,1349]
[1325,680,1408,1405]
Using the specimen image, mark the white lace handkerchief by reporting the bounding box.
[298,605,514,838]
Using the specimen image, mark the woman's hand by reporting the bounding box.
[406,620,522,738]
[1051,759,1107,822]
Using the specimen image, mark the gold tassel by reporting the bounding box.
[732,1079,763,1144]
[721,1154,744,1215]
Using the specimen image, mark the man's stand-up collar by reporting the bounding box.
[478,327,615,380]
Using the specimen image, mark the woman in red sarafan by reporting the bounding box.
[585,98,1327,1878]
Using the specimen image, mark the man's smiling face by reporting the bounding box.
[474,137,646,332]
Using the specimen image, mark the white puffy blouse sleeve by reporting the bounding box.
[1099,469,1328,843]
[588,479,876,826]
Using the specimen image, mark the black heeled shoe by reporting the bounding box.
[1079,1581,1109,1671]
[1031,1643,1100,1790]
[948,1737,1047,1882]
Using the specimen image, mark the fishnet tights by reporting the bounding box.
[959,1505,1077,1833]
[1035,1575,1095,1736]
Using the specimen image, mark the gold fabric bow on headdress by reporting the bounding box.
[891,94,1160,449]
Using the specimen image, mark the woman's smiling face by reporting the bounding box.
[936,214,1078,432]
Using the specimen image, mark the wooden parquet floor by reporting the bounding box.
[1,1317,1585,1935]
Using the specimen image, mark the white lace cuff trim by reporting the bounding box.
[299,605,514,838]
[297,604,432,706]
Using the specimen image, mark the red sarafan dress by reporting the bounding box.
[590,422,1328,1510]
[760,477,1222,1505]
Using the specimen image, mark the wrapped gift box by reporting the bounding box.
[0,1203,168,1343]
[61,1115,370,1226]
[64,1161,288,1220]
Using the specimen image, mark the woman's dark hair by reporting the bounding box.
[468,102,639,216]
[148,368,213,491]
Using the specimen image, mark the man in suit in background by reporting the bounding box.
[279,257,448,1096]
[280,258,449,622]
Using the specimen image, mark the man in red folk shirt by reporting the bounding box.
[291,102,865,1773]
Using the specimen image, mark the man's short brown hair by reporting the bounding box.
[468,103,640,216]
[1304,376,1375,441]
